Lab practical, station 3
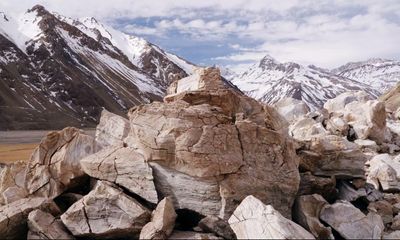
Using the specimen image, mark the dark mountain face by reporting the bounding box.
[0,5,195,130]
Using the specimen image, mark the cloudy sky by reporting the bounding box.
[1,0,400,72]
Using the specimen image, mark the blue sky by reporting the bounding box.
[2,0,400,72]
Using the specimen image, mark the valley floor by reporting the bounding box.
[0,129,95,163]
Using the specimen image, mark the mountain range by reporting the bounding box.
[1,5,399,129]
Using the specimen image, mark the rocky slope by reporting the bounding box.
[0,5,196,130]
[333,58,400,93]
[2,68,400,239]
[232,55,380,110]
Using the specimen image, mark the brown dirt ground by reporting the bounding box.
[0,143,38,163]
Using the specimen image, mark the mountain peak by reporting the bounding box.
[28,4,47,15]
[259,54,279,66]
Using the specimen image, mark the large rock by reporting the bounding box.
[61,181,150,238]
[140,197,177,239]
[24,127,98,199]
[125,82,299,219]
[198,215,236,239]
[0,198,60,239]
[320,201,383,239]
[27,209,74,239]
[228,195,315,239]
[324,91,372,113]
[367,154,400,192]
[337,180,367,202]
[274,97,310,122]
[368,200,393,225]
[298,135,366,179]
[0,161,27,205]
[380,82,400,113]
[80,146,158,203]
[95,109,130,148]
[289,117,327,141]
[298,172,337,202]
[293,194,333,239]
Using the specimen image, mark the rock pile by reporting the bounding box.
[1,67,400,239]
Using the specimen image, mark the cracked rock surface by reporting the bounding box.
[80,146,158,203]
[27,209,74,239]
[61,181,150,238]
[95,109,130,148]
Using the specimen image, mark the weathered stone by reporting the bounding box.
[0,161,27,204]
[337,180,367,202]
[324,91,372,113]
[27,209,74,239]
[293,194,333,239]
[298,135,366,179]
[351,178,367,189]
[367,154,400,192]
[383,230,400,239]
[273,97,310,122]
[368,200,394,225]
[366,183,384,202]
[0,198,60,239]
[126,88,300,219]
[320,201,383,239]
[289,117,327,142]
[168,231,222,239]
[228,195,315,239]
[326,117,349,136]
[354,139,379,152]
[81,146,158,203]
[380,82,400,113]
[24,127,98,199]
[61,181,150,238]
[198,215,236,239]
[393,203,400,215]
[298,172,337,202]
[95,109,130,148]
[391,214,400,230]
[140,197,177,240]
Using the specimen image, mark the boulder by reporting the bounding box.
[80,146,158,203]
[27,209,74,239]
[326,117,349,136]
[228,195,315,239]
[168,231,222,239]
[139,197,177,239]
[383,230,400,239]
[289,117,327,141]
[298,135,366,179]
[125,85,300,219]
[293,194,333,239]
[324,91,371,113]
[298,172,337,202]
[0,161,27,204]
[380,82,400,113]
[61,181,151,238]
[337,180,366,202]
[367,154,400,191]
[95,109,130,148]
[392,214,400,230]
[368,200,394,225]
[273,97,310,122]
[24,127,98,199]
[0,198,60,239]
[354,139,379,152]
[320,201,383,239]
[198,215,236,239]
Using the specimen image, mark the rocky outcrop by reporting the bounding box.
[24,127,98,199]
[125,67,300,219]
[293,194,333,239]
[228,195,315,239]
[80,146,158,203]
[95,110,130,148]
[0,198,60,239]
[139,197,177,239]
[61,181,151,238]
[27,209,74,239]
[320,201,384,239]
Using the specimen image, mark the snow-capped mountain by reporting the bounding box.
[0,5,196,130]
[333,58,400,93]
[232,55,380,110]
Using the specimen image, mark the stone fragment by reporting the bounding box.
[95,109,130,148]
[198,215,236,239]
[228,195,315,239]
[368,200,394,225]
[367,154,400,192]
[337,180,367,202]
[81,146,158,203]
[140,197,177,239]
[168,231,222,239]
[391,214,400,230]
[293,194,333,239]
[27,209,74,239]
[0,161,27,205]
[61,181,150,238]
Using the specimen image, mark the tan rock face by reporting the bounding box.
[228,195,315,239]
[140,197,177,239]
[95,109,130,148]
[0,198,60,239]
[125,87,300,219]
[27,209,74,239]
[293,194,333,239]
[61,181,151,238]
[80,146,158,203]
[0,161,27,205]
[24,127,98,199]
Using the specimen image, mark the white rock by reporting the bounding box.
[27,209,74,239]
[95,109,130,148]
[228,195,315,239]
[324,91,371,113]
[367,154,400,191]
[274,97,310,122]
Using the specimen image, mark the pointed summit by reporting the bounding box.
[259,54,279,67]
